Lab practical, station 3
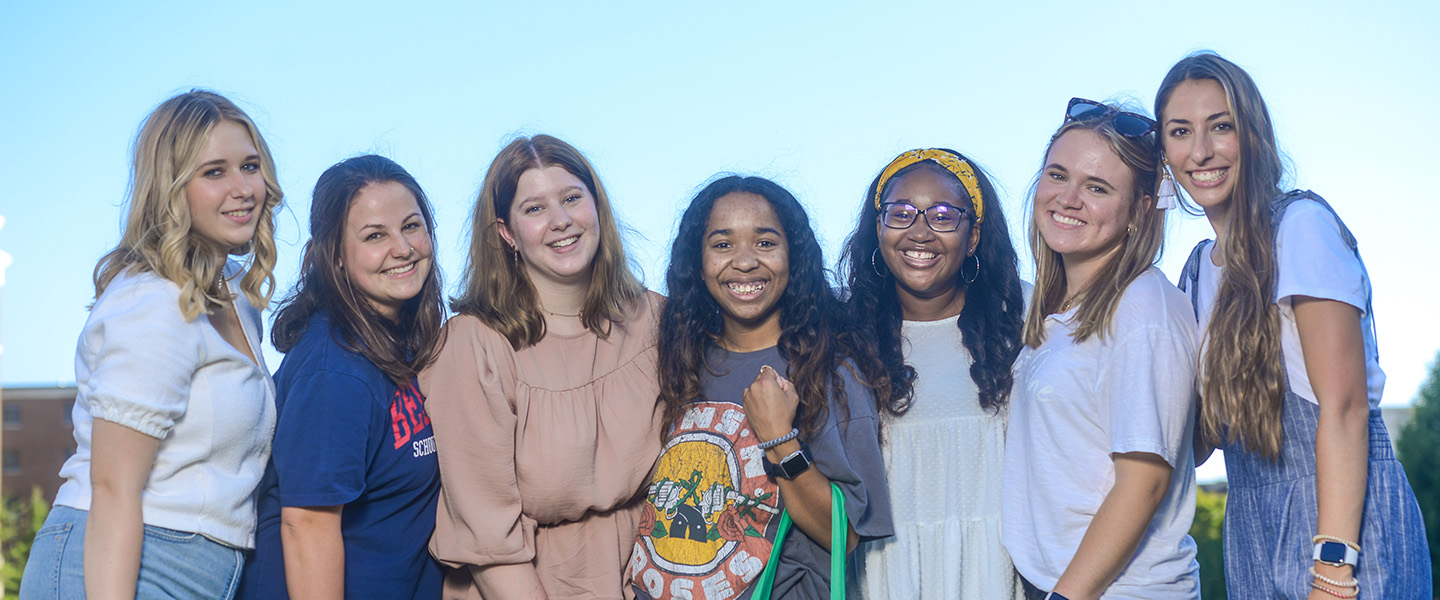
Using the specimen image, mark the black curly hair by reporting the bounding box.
[657,175,892,440]
[839,150,1025,416]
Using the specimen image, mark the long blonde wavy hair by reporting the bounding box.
[1157,53,1287,460]
[1024,106,1165,347]
[94,90,283,320]
[451,135,643,349]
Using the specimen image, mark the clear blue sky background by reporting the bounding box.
[3,2,1437,482]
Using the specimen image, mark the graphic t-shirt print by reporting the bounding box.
[631,401,780,599]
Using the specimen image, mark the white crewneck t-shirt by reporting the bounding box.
[1194,199,1385,407]
[1002,267,1200,599]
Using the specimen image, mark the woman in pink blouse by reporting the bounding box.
[421,134,663,599]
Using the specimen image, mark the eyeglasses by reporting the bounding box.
[1065,98,1157,137]
[878,202,972,233]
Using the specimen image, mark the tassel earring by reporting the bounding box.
[1157,156,1179,210]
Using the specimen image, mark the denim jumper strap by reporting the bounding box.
[1178,190,1432,599]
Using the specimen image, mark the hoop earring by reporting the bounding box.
[960,254,980,284]
[871,248,888,278]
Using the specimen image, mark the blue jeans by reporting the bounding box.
[19,505,245,599]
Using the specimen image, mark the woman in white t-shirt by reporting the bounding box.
[1158,52,1430,599]
[840,148,1028,599]
[20,91,282,600]
[1001,98,1200,600]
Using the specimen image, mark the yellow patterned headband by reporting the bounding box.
[873,149,985,224]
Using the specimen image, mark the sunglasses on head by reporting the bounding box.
[1065,98,1157,137]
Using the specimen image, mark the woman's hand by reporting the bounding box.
[1051,452,1173,600]
[742,365,859,552]
[741,365,798,444]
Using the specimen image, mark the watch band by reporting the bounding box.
[762,439,813,480]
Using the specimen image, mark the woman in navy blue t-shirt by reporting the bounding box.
[236,155,447,599]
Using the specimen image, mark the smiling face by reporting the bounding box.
[185,120,264,258]
[876,166,979,319]
[1161,78,1240,217]
[1034,129,1138,280]
[498,165,601,291]
[340,181,434,320]
[702,192,790,347]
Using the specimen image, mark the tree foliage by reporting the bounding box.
[1,487,50,598]
[1190,486,1228,600]
[1397,350,1440,600]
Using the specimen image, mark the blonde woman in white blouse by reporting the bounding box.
[20,90,282,600]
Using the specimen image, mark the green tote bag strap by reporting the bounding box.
[750,483,848,600]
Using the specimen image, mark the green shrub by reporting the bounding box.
[1191,486,1228,600]
[1,487,49,598]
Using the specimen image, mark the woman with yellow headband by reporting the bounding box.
[840,148,1028,598]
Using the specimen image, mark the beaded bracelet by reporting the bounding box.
[1310,581,1359,599]
[1310,566,1359,588]
[1313,534,1362,552]
[757,427,800,450]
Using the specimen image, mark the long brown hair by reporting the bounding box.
[1024,107,1166,348]
[1157,52,1286,459]
[94,90,283,320]
[451,135,643,349]
[270,155,445,385]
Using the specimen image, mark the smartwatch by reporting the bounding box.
[762,439,813,480]
[1313,540,1359,567]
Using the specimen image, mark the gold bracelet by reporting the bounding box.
[1310,566,1359,588]
[1312,534,1361,552]
[1310,581,1359,598]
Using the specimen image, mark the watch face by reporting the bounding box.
[1319,542,1348,564]
[780,451,812,479]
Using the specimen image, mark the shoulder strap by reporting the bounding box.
[1178,239,1212,321]
[1270,189,1357,251]
[1270,189,1375,356]
[750,483,848,600]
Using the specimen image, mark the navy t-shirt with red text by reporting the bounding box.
[237,312,442,599]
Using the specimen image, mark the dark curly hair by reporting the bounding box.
[657,175,891,440]
[839,150,1025,416]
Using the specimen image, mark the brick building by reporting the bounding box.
[2,385,78,502]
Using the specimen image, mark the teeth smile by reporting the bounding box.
[727,281,766,295]
[1052,213,1084,226]
[1191,168,1226,183]
[549,236,579,248]
[383,262,415,275]
[903,250,936,260]
[223,208,252,217]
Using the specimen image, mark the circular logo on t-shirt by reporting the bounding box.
[631,401,780,598]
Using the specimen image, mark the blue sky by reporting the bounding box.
[3,1,1437,474]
